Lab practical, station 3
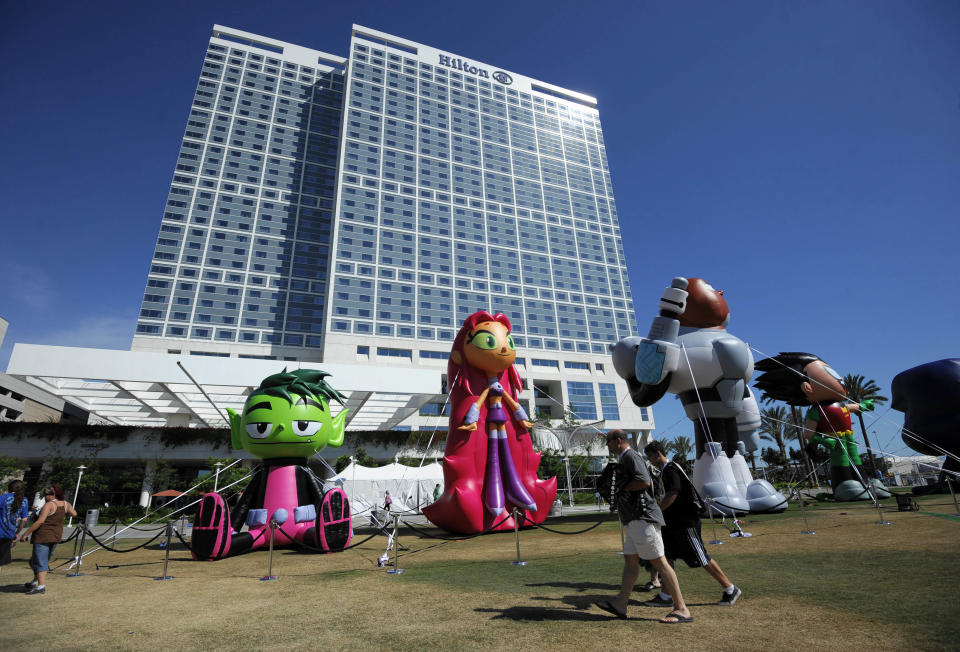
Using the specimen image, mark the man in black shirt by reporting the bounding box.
[595,430,693,623]
[644,440,741,606]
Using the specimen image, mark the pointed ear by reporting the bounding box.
[450,350,462,365]
[227,408,245,451]
[328,409,348,448]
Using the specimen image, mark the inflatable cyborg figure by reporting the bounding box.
[610,277,786,514]
[192,369,352,560]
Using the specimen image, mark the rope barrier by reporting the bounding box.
[518,512,611,535]
[84,527,165,553]
[270,526,383,554]
[399,513,514,541]
[58,527,81,544]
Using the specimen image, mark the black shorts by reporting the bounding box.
[662,523,711,568]
[0,538,13,566]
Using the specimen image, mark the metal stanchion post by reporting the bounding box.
[705,499,723,545]
[796,487,816,535]
[113,519,119,541]
[948,479,960,517]
[511,509,527,566]
[870,486,891,526]
[728,508,752,538]
[260,519,278,581]
[387,513,404,574]
[66,525,87,577]
[154,521,174,580]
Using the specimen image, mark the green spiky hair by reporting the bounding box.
[253,368,346,406]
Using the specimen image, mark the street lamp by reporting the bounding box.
[67,465,87,528]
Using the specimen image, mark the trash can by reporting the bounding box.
[85,508,100,528]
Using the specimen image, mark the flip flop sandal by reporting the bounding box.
[660,611,694,624]
[595,600,627,619]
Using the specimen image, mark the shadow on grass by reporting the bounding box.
[526,580,619,592]
[0,583,30,594]
[474,602,680,623]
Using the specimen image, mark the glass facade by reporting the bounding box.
[134,26,637,360]
[329,34,637,353]
[135,30,346,353]
[567,381,598,421]
[130,26,650,432]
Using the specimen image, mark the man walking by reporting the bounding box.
[643,440,742,606]
[596,430,693,623]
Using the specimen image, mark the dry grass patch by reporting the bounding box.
[1,495,957,650]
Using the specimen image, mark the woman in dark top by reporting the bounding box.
[19,484,76,595]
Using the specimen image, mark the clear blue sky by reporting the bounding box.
[1,1,957,459]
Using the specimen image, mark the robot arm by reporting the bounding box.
[610,278,688,407]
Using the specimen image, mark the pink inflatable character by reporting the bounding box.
[424,311,556,534]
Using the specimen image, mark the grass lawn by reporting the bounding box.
[2,494,958,651]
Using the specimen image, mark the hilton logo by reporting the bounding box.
[437,54,513,85]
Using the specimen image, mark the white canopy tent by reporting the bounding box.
[330,461,444,516]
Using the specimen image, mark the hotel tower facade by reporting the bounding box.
[131,25,651,433]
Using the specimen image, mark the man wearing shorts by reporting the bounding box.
[644,440,742,606]
[596,430,692,623]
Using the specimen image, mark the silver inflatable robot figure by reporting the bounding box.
[610,277,786,514]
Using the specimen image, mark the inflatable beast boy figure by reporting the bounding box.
[192,369,352,560]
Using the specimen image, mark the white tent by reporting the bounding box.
[329,462,444,518]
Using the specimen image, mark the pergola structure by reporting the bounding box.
[7,344,444,430]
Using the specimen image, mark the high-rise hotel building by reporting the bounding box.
[132,25,650,432]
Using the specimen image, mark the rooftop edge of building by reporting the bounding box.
[351,23,599,109]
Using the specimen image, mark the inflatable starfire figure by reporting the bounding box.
[424,311,556,534]
[192,369,352,560]
[754,352,890,501]
[610,277,785,514]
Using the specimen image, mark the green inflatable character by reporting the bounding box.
[192,369,352,560]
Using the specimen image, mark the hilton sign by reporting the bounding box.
[437,54,512,85]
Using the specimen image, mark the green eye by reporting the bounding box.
[507,335,515,351]
[471,331,498,350]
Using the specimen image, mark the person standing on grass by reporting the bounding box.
[1,480,30,577]
[19,484,76,595]
[595,430,693,624]
[643,440,742,606]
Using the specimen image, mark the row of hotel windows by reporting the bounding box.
[358,346,602,371]
[417,381,626,422]
[351,41,599,117]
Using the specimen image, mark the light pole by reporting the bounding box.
[68,465,87,528]
[213,462,223,492]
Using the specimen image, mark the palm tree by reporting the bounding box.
[759,406,791,462]
[842,374,889,475]
[667,435,695,471]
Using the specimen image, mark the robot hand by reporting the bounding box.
[658,277,689,318]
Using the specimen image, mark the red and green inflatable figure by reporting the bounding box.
[192,369,352,560]
[424,311,556,534]
[755,352,890,501]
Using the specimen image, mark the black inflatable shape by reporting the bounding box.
[891,359,960,491]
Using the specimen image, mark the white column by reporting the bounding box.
[139,461,156,508]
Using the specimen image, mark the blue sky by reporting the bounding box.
[1,1,957,459]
